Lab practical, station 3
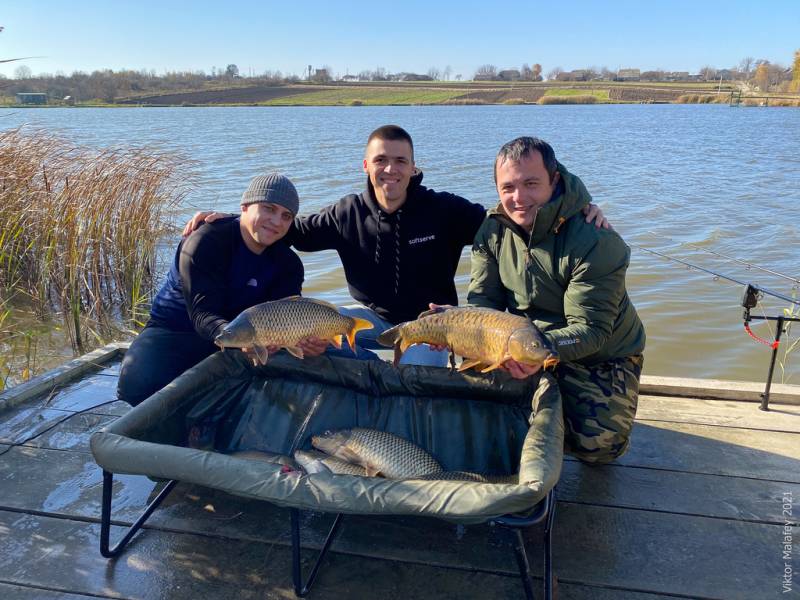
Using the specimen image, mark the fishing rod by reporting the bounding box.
[630,243,800,307]
[630,242,800,411]
[647,231,800,286]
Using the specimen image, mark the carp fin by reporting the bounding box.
[347,316,374,354]
[330,335,343,349]
[480,362,504,373]
[376,323,402,348]
[416,306,450,318]
[393,342,402,367]
[282,295,340,311]
[457,358,484,372]
[365,466,384,477]
[285,346,304,359]
[252,346,269,365]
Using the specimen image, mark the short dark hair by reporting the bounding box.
[494,137,558,184]
[367,124,414,158]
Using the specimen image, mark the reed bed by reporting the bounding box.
[537,95,598,105]
[0,127,189,385]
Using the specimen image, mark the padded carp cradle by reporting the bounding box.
[91,352,564,599]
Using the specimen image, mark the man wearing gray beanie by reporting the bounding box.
[118,172,319,407]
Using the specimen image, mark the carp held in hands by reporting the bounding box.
[377,306,559,372]
[214,296,373,365]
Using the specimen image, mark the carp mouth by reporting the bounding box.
[543,355,559,370]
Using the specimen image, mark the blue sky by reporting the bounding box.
[1,1,798,78]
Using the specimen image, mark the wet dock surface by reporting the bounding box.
[0,350,798,599]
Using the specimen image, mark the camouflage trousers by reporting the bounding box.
[556,355,643,464]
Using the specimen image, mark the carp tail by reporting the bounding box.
[347,317,374,354]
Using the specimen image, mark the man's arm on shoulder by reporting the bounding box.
[447,194,487,246]
[288,202,343,252]
[466,220,507,311]
[545,231,629,361]
[179,225,232,341]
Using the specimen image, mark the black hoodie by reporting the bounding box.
[288,171,486,324]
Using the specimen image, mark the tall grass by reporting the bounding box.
[0,127,189,379]
[537,95,598,105]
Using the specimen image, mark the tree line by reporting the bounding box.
[3,52,799,103]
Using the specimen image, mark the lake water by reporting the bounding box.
[2,104,799,384]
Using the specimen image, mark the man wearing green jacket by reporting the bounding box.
[468,136,646,464]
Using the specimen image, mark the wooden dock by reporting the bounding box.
[0,344,798,599]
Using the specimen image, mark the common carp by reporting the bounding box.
[294,449,368,476]
[377,306,558,373]
[311,428,443,479]
[214,296,373,365]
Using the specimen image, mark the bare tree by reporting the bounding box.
[427,67,440,80]
[699,65,717,81]
[442,65,452,81]
[546,66,563,81]
[532,63,542,81]
[520,63,532,80]
[474,64,497,80]
[738,57,754,79]
[455,73,462,81]
[13,65,32,79]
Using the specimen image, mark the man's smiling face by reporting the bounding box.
[363,137,414,213]
[495,150,560,231]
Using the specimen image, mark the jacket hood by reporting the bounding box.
[363,169,425,216]
[488,162,592,244]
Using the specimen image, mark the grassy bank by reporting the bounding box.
[0,128,189,389]
[8,80,783,108]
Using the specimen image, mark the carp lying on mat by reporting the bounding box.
[311,428,443,479]
[377,306,559,373]
[214,296,373,365]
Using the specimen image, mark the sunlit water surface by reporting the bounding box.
[2,104,799,384]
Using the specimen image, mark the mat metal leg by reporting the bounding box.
[100,469,177,558]
[290,508,343,597]
[492,489,556,600]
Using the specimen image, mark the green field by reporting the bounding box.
[259,87,470,106]
[543,88,610,101]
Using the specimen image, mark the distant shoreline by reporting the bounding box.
[6,81,800,108]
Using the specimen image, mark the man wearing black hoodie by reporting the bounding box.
[287,125,485,365]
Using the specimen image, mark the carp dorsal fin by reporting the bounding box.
[281,295,339,310]
[416,306,451,319]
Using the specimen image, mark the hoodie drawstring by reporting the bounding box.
[373,209,403,296]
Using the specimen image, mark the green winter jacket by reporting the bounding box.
[467,163,645,365]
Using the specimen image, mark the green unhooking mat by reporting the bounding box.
[91,351,563,524]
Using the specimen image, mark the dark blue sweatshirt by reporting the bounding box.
[149,217,303,340]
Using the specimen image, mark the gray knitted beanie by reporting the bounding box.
[241,173,299,215]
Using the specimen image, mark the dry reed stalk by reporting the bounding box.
[0,126,190,355]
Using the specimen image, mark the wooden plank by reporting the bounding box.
[558,460,799,524]
[0,582,110,599]
[618,420,800,482]
[640,374,800,405]
[636,395,800,432]
[0,343,125,413]
[0,407,115,450]
[3,445,796,532]
[0,510,670,600]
